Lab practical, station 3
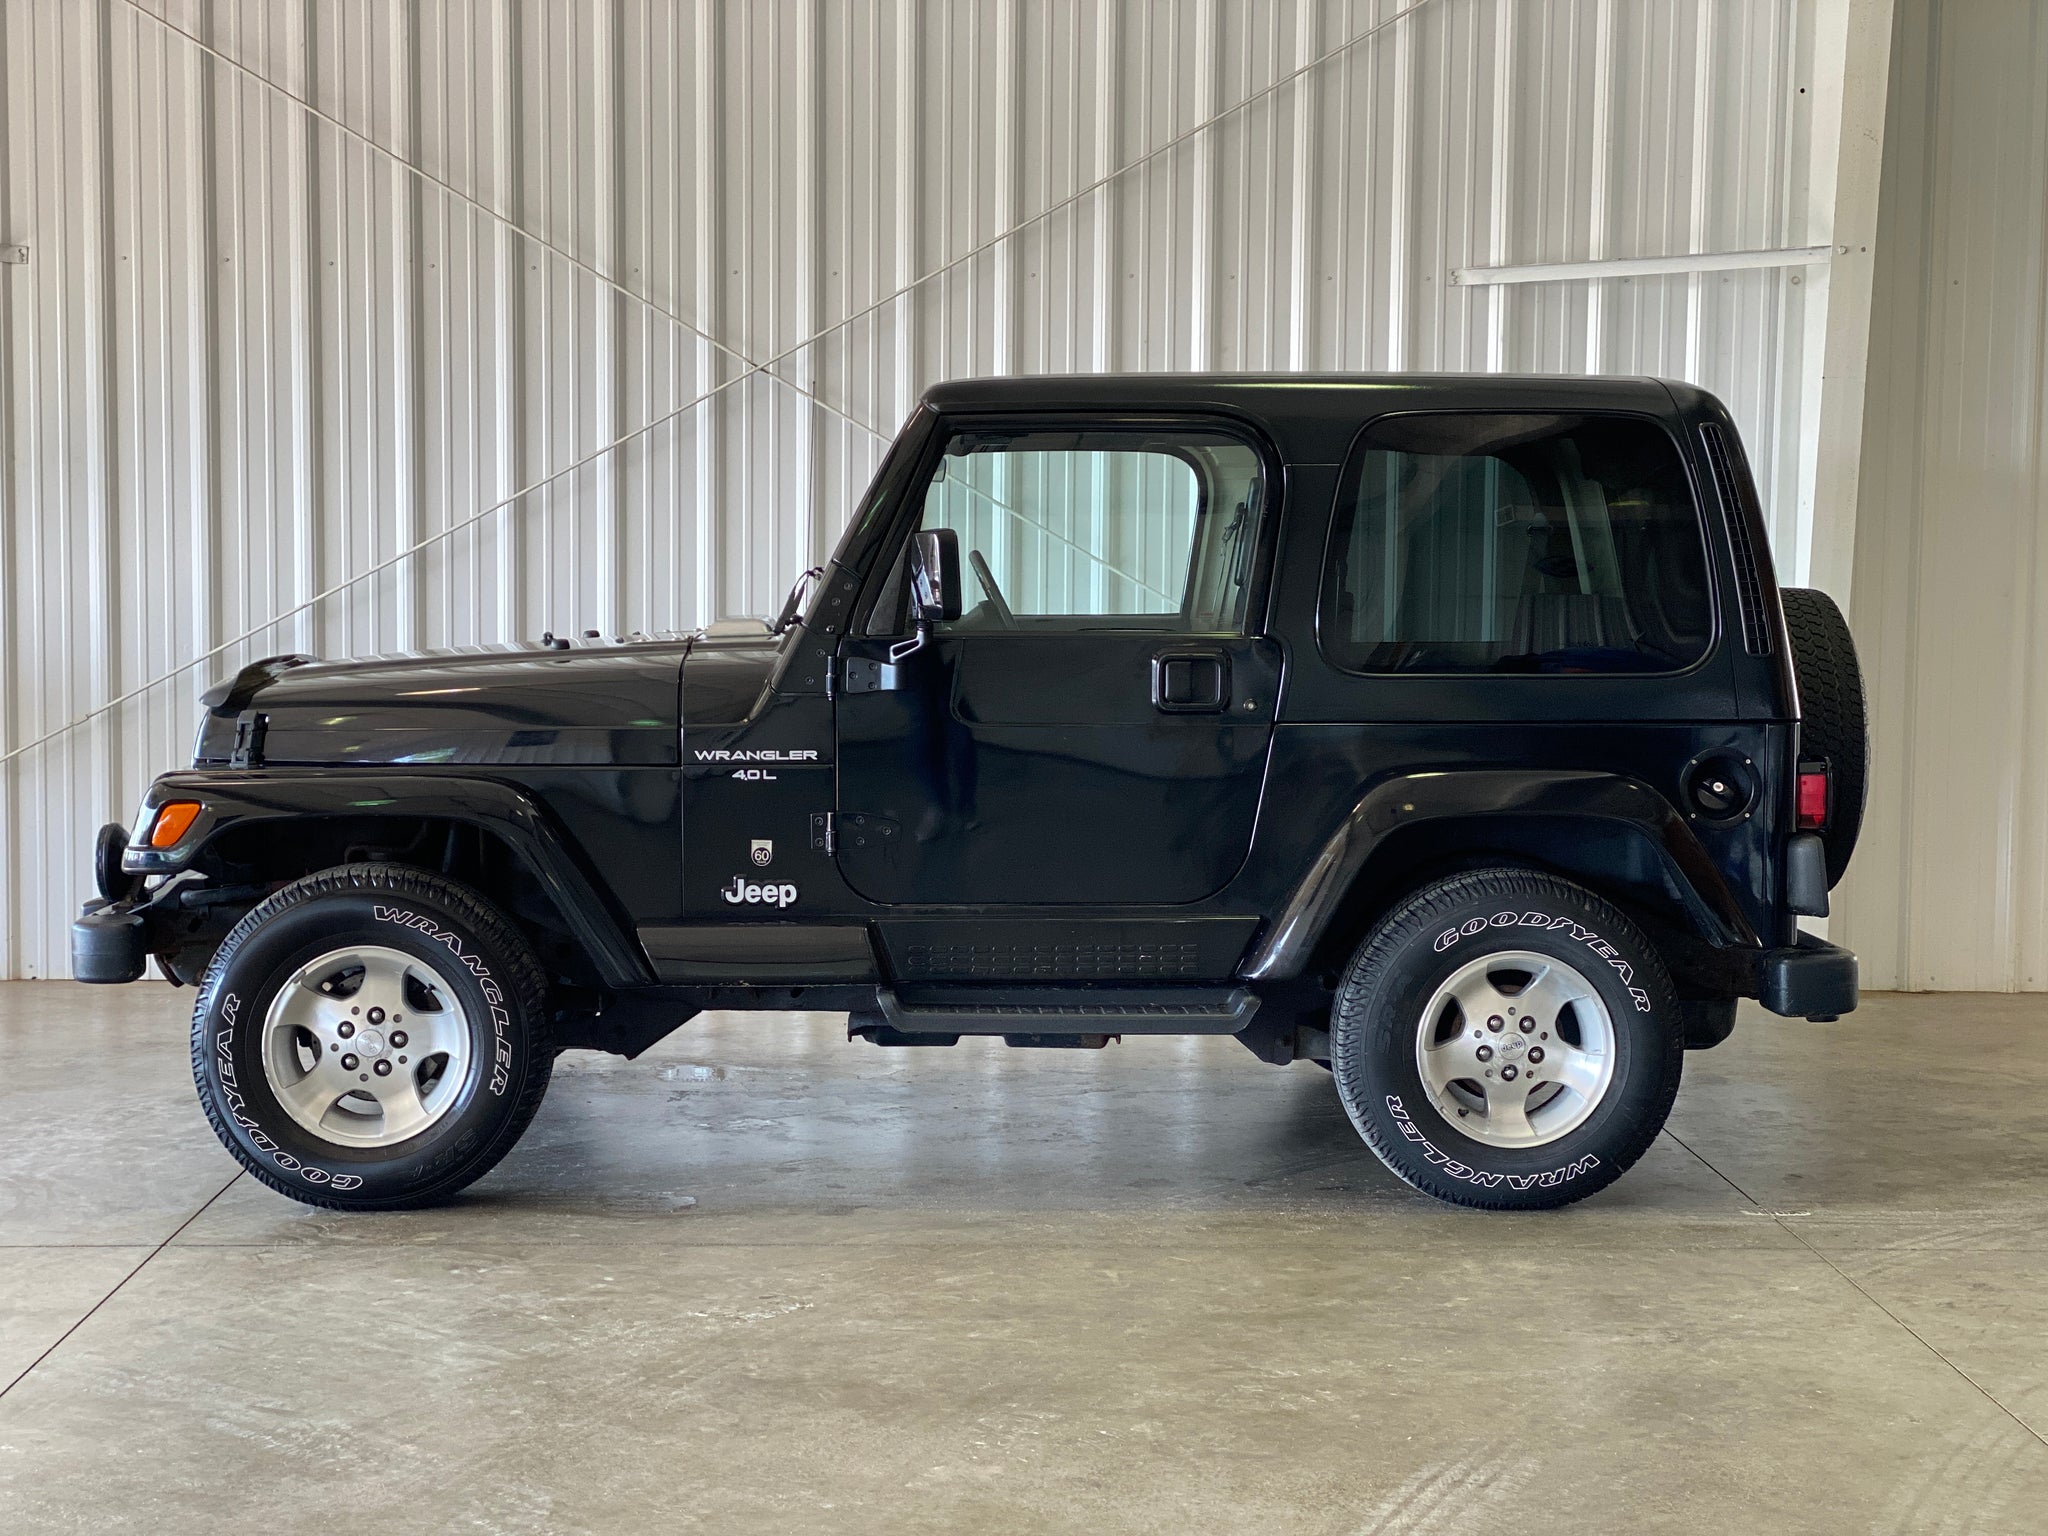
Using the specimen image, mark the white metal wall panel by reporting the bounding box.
[1830,0,2048,991]
[2,0,1823,977]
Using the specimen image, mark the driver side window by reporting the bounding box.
[883,428,1263,634]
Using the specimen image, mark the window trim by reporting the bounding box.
[1313,408,1722,681]
[851,409,1285,641]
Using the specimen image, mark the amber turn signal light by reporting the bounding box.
[148,801,203,848]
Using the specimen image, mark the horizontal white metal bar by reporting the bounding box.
[1451,245,1838,286]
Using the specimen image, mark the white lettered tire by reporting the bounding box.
[1330,868,1684,1210]
[190,864,553,1210]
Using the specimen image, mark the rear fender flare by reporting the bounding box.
[1242,769,1755,981]
[125,770,654,987]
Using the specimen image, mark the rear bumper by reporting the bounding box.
[1757,931,1857,1021]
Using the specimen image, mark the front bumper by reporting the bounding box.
[1757,931,1857,1021]
[72,896,152,983]
[72,881,267,985]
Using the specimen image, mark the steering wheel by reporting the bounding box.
[968,549,1016,628]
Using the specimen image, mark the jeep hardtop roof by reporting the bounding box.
[917,373,1704,461]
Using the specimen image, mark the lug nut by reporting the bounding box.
[1528,1046,1545,1064]
[337,1021,355,1039]
[1502,1064,1519,1081]
[373,1059,392,1077]
[366,1007,386,1025]
[390,1031,408,1049]
[1476,1045,1494,1062]
[1518,1017,1535,1033]
[1487,1015,1505,1032]
[340,1053,359,1071]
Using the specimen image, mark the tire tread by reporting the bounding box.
[1330,867,1684,1211]
[189,863,553,1211]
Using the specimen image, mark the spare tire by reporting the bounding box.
[1779,587,1868,887]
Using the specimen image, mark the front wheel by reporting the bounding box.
[1330,869,1683,1210]
[190,864,553,1210]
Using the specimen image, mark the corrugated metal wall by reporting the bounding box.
[1,0,1824,978]
[1832,0,2048,991]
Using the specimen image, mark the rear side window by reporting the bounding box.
[1321,412,1712,674]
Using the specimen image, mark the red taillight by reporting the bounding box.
[1796,766,1829,831]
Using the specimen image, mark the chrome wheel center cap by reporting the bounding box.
[354,1027,387,1058]
[1497,1033,1528,1061]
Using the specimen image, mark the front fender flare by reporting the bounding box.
[125,770,655,987]
[1241,769,1756,982]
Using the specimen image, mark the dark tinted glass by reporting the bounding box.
[1321,412,1712,674]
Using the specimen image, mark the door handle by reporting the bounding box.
[1152,651,1229,713]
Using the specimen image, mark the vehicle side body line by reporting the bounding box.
[127,769,656,988]
[1241,768,1758,981]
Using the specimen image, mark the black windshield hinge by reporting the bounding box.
[230,711,269,769]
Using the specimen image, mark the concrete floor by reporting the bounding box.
[1,987,2045,1534]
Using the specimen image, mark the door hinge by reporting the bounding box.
[0,245,27,267]
[840,656,901,694]
[810,811,835,854]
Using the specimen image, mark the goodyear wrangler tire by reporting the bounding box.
[1330,868,1683,1211]
[190,864,552,1210]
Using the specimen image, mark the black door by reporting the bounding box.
[834,422,1280,908]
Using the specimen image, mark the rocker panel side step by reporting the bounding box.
[871,986,1259,1037]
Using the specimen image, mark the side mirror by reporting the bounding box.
[910,528,963,625]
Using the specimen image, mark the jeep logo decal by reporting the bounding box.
[721,876,798,907]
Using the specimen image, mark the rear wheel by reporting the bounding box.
[1330,868,1683,1210]
[191,863,553,1209]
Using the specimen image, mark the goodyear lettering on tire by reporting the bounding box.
[1433,910,1653,1013]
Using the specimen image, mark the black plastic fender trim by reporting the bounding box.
[1241,768,1758,982]
[119,769,655,988]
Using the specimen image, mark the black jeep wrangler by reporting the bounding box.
[74,374,1865,1211]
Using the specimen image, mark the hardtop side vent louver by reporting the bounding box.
[1697,423,1773,656]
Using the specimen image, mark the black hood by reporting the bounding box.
[196,638,694,768]
[679,630,785,726]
